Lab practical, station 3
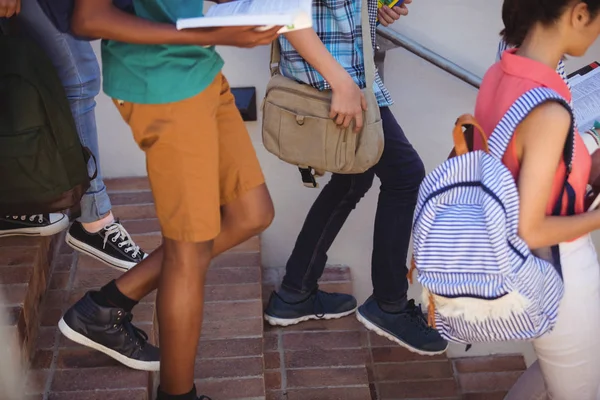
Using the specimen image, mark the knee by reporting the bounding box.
[240,200,275,236]
[330,173,374,203]
[412,156,426,188]
[352,174,375,197]
[385,152,426,193]
[164,239,213,270]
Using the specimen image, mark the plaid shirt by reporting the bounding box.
[278,0,393,107]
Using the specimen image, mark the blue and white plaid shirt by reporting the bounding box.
[278,0,393,107]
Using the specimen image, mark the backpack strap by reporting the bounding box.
[487,87,576,279]
[488,88,575,174]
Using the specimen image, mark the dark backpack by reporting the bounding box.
[0,35,95,215]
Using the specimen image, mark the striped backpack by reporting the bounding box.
[411,87,576,344]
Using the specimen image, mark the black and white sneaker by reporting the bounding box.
[264,289,357,326]
[0,214,69,237]
[66,220,147,271]
[58,292,160,371]
[356,296,448,356]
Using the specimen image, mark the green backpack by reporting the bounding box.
[0,34,94,215]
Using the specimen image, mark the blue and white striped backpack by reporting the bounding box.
[411,87,576,344]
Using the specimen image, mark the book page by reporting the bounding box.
[176,0,312,32]
[205,0,306,17]
[569,67,600,132]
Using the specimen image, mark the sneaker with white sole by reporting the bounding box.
[66,220,147,272]
[356,296,448,356]
[0,214,69,237]
[58,291,160,371]
[264,289,357,326]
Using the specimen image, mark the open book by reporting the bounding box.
[568,62,600,211]
[568,61,600,132]
[176,0,312,34]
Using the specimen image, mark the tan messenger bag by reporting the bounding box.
[261,0,384,188]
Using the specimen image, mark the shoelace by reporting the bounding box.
[405,299,436,334]
[103,222,141,258]
[118,313,149,349]
[314,290,337,319]
[6,214,45,223]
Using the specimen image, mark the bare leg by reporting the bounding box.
[110,184,272,394]
[157,238,213,395]
[115,184,273,301]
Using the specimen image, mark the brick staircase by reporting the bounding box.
[0,178,527,400]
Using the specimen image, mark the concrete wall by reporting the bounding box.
[93,0,600,361]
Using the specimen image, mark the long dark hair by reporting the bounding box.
[501,0,600,47]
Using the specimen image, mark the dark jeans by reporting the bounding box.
[281,107,426,307]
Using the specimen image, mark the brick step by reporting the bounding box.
[262,265,372,400]
[262,264,528,400]
[21,178,266,400]
[453,355,527,399]
[0,234,58,374]
[20,178,529,399]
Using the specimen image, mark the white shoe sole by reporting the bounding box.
[264,307,357,327]
[66,233,140,272]
[58,317,160,371]
[356,309,448,356]
[0,215,69,237]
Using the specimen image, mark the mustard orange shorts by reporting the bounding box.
[113,73,265,242]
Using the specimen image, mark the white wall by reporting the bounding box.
[94,0,600,361]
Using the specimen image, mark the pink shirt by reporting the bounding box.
[474,49,591,216]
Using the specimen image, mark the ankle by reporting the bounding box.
[81,212,115,234]
[156,385,197,400]
[90,280,138,312]
[376,297,407,314]
[278,286,312,303]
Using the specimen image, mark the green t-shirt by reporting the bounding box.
[102,0,224,104]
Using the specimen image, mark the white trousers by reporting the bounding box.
[505,235,600,400]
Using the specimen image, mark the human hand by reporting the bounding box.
[0,0,20,18]
[330,76,368,132]
[377,0,411,27]
[192,25,282,48]
[589,148,600,190]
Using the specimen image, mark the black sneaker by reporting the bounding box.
[0,214,69,237]
[157,390,211,400]
[356,296,448,356]
[157,384,212,400]
[66,220,147,271]
[58,292,160,371]
[264,289,357,326]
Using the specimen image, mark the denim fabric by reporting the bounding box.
[36,0,133,33]
[15,0,112,222]
[281,107,425,307]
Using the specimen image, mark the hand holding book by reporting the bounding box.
[188,25,282,48]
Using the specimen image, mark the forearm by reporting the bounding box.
[72,0,211,45]
[284,29,353,89]
[520,211,600,249]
